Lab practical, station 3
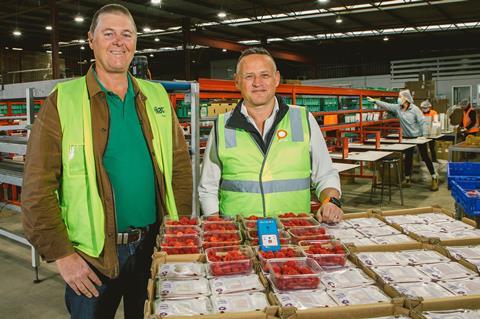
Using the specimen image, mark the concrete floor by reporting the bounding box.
[0,163,454,318]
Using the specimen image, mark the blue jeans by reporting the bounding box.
[65,233,154,319]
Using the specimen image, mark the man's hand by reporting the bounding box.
[316,202,343,223]
[56,253,102,298]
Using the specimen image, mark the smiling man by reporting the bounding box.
[198,47,342,222]
[21,4,192,319]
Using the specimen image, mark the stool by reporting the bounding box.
[373,158,404,205]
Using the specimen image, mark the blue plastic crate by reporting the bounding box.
[450,180,480,217]
[447,162,480,189]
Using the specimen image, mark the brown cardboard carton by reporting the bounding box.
[269,291,406,319]
[145,252,279,319]
[410,295,480,318]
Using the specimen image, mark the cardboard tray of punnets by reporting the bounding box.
[374,206,480,246]
[349,241,480,310]
[144,251,279,319]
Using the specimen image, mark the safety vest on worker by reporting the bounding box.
[217,105,311,217]
[423,109,438,117]
[56,76,177,257]
[464,107,473,128]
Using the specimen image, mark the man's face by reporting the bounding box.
[234,54,280,108]
[88,12,136,74]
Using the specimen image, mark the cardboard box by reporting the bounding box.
[144,252,279,319]
[349,242,480,310]
[272,296,407,319]
[375,206,480,246]
[410,295,480,318]
[435,140,453,161]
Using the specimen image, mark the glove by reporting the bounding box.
[366,97,376,103]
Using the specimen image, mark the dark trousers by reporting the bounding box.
[65,231,155,319]
[428,140,437,162]
[405,143,436,177]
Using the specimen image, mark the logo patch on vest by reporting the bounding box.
[154,106,165,115]
[276,129,288,140]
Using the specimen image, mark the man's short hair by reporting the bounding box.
[236,47,277,73]
[89,4,137,35]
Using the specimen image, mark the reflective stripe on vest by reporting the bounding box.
[56,76,176,257]
[217,105,311,217]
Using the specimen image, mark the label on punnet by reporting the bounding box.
[257,218,281,252]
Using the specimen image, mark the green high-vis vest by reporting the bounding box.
[56,76,177,257]
[217,106,311,217]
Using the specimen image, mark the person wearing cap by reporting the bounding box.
[420,100,439,162]
[198,47,342,222]
[367,90,439,191]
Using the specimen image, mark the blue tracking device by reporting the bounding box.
[257,218,281,252]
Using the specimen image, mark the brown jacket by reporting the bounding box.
[21,66,192,278]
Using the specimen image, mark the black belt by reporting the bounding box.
[117,225,152,245]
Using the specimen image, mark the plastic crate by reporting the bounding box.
[447,162,480,189]
[450,180,480,217]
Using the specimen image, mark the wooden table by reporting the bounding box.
[332,162,360,173]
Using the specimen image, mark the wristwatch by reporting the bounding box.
[322,196,342,209]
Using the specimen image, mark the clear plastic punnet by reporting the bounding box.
[267,257,323,291]
[205,245,254,277]
[298,239,349,269]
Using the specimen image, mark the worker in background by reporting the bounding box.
[367,90,439,191]
[199,47,342,222]
[22,4,192,319]
[420,100,439,162]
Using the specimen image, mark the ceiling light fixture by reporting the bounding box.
[151,0,162,4]
[222,48,227,52]
[143,26,151,33]
[217,11,227,18]
[154,37,160,42]
[80,45,85,50]
[74,15,84,23]
[12,29,21,37]
[45,25,52,30]
[318,0,329,3]
[335,16,343,23]
[383,36,389,41]
[149,53,154,57]
[78,39,85,43]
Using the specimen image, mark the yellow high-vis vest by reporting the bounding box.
[56,76,177,257]
[217,106,311,217]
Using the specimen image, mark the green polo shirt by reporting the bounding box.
[95,71,156,232]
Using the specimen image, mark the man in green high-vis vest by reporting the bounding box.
[21,4,192,319]
[199,47,343,222]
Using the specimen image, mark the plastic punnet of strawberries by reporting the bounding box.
[279,217,319,229]
[165,216,199,226]
[202,231,241,249]
[257,246,304,272]
[206,246,253,276]
[288,226,329,243]
[203,222,238,232]
[277,212,310,218]
[160,235,201,254]
[164,225,201,236]
[268,258,321,290]
[299,240,348,268]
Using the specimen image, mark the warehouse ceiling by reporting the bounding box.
[1,0,479,78]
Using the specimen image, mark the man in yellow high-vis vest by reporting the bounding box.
[199,47,342,222]
[21,4,192,319]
